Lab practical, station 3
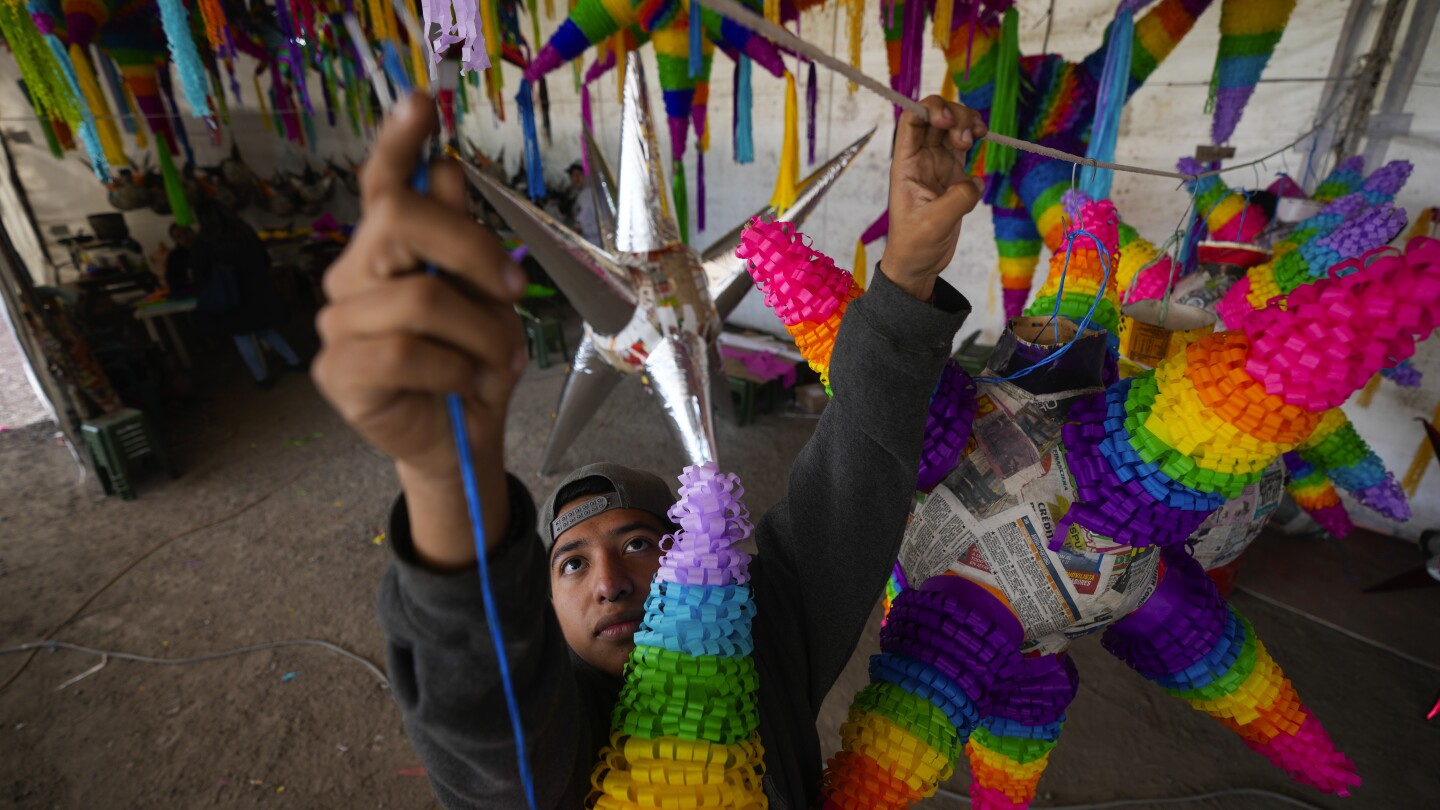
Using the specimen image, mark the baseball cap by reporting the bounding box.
[538,463,678,556]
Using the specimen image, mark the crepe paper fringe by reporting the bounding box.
[806,59,818,166]
[517,79,547,200]
[1208,0,1297,145]
[1104,551,1360,795]
[768,71,800,212]
[1380,359,1422,388]
[1295,409,1411,522]
[673,157,689,245]
[1080,8,1133,200]
[1023,200,1123,336]
[28,16,111,181]
[982,8,1018,175]
[1217,160,1413,331]
[157,0,213,120]
[737,217,859,389]
[2,4,104,173]
[734,55,754,163]
[1400,405,1440,498]
[1283,452,1356,538]
[846,0,865,94]
[585,463,766,808]
[1178,158,1272,244]
[820,578,1027,809]
[421,0,491,73]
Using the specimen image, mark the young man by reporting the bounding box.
[313,93,987,808]
[567,161,602,247]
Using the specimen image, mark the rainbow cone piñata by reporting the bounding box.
[587,462,766,808]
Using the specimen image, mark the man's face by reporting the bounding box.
[548,504,665,677]
[569,169,586,189]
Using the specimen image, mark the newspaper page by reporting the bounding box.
[901,446,1163,654]
[1190,461,1286,569]
[899,486,983,587]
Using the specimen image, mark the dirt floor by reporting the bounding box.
[0,325,46,430]
[1,314,1438,809]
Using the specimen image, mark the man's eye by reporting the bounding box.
[561,557,585,574]
[625,538,652,553]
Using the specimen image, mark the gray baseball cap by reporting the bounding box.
[538,462,678,557]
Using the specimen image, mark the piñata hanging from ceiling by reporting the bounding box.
[1208,0,1297,145]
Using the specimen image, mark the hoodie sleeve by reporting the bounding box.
[376,475,597,809]
[754,269,971,706]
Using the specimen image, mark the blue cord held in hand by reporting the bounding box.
[381,46,539,810]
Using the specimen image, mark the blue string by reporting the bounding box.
[689,8,703,79]
[976,228,1113,385]
[382,52,538,810]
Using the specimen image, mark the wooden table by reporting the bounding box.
[134,298,198,368]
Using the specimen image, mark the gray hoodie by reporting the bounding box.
[377,270,970,808]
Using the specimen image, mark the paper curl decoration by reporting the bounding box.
[1208,0,1297,144]
[1217,159,1412,331]
[736,217,861,390]
[586,462,766,808]
[1295,408,1411,524]
[1283,451,1355,538]
[1023,198,1121,335]
[420,0,490,73]
[1179,157,1273,245]
[734,220,1425,807]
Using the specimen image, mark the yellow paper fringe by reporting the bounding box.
[1400,400,1440,497]
[765,0,780,25]
[254,73,273,133]
[933,0,954,49]
[847,0,864,94]
[769,71,799,211]
[69,44,126,167]
[1355,373,1382,408]
[854,239,868,288]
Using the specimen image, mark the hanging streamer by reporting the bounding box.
[806,59,817,166]
[97,52,138,136]
[674,157,689,244]
[696,147,706,232]
[689,3,703,78]
[27,14,110,180]
[0,5,77,125]
[734,55,753,163]
[982,7,1019,174]
[516,79,547,200]
[68,45,126,167]
[156,139,193,227]
[157,0,214,119]
[1081,8,1134,199]
[768,71,799,211]
[846,0,863,94]
[932,0,955,49]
